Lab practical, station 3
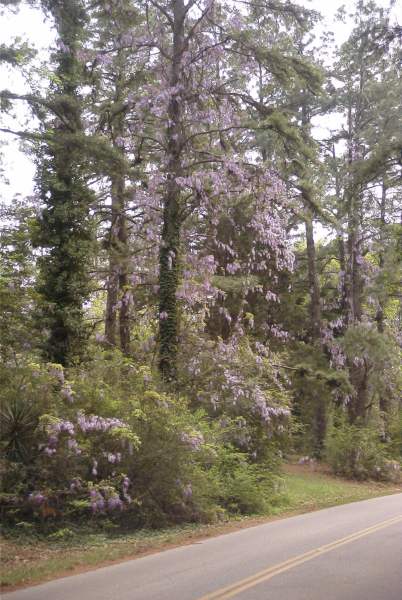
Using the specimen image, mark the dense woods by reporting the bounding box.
[1,0,401,529]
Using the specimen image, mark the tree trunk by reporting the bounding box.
[346,216,362,324]
[104,59,131,355]
[118,194,130,355]
[313,393,327,458]
[105,178,120,347]
[375,180,386,333]
[305,213,321,342]
[105,258,119,347]
[349,361,369,423]
[332,144,348,321]
[158,0,185,381]
[345,105,364,325]
[376,181,389,428]
[346,154,366,422]
[105,172,131,355]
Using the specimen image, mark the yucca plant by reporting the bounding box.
[0,396,39,463]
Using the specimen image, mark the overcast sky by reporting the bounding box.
[0,0,400,204]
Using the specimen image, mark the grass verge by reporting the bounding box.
[1,465,400,592]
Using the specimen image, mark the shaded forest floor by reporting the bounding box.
[1,464,401,591]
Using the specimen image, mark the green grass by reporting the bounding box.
[1,467,400,591]
[278,469,400,512]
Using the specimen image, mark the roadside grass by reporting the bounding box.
[276,464,401,513]
[1,466,400,592]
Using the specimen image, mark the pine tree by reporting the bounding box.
[324,0,402,421]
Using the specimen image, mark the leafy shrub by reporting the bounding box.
[289,342,352,458]
[388,408,402,460]
[0,349,281,528]
[178,333,291,462]
[212,446,277,514]
[325,418,401,482]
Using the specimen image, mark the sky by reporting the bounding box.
[0,0,400,205]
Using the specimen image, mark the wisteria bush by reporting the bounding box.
[1,354,140,523]
[1,349,283,528]
[178,333,292,463]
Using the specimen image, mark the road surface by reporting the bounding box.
[4,493,402,600]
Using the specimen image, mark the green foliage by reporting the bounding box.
[1,397,39,463]
[388,408,402,461]
[342,324,402,423]
[178,334,291,463]
[0,349,282,528]
[0,40,35,66]
[289,343,352,457]
[325,416,401,482]
[30,0,96,367]
[0,201,38,361]
[34,151,96,366]
[211,447,277,515]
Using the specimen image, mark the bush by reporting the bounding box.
[325,418,401,482]
[212,447,277,514]
[289,342,352,458]
[0,349,281,529]
[178,333,291,462]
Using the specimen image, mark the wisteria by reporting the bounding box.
[252,387,291,424]
[182,483,192,499]
[61,384,74,403]
[107,495,124,511]
[77,414,126,433]
[28,492,46,506]
[89,489,105,512]
[180,431,204,451]
[104,451,122,464]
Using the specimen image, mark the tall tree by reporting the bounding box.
[33,0,95,365]
[324,0,402,421]
[89,0,144,355]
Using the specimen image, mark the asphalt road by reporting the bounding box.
[4,493,402,600]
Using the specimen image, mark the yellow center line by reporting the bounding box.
[198,514,402,600]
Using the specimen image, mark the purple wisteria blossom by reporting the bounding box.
[90,489,105,512]
[108,495,123,511]
[28,492,46,505]
[77,414,125,433]
[49,365,64,384]
[61,384,74,402]
[104,452,122,464]
[180,431,204,451]
[252,387,290,423]
[182,483,192,499]
[67,438,81,454]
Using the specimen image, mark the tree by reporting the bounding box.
[325,1,402,421]
[32,0,95,365]
[0,200,37,362]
